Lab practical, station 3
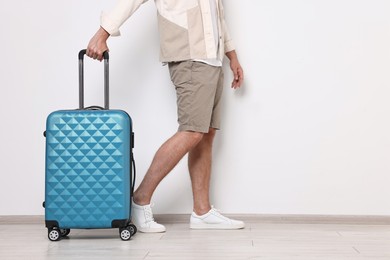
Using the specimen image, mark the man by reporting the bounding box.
[86,0,244,233]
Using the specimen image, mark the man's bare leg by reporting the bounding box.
[133,131,203,205]
[188,128,245,229]
[188,128,216,215]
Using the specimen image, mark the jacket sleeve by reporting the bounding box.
[101,0,149,36]
[219,0,235,53]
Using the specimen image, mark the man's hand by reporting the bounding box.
[226,50,244,89]
[86,27,110,61]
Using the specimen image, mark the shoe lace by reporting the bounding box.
[210,206,229,221]
[211,205,220,213]
[144,204,155,223]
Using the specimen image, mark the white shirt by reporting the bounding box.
[192,0,223,67]
[100,0,235,63]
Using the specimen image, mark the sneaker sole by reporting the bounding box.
[190,223,245,230]
[137,227,166,233]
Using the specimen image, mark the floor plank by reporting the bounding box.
[1,215,389,260]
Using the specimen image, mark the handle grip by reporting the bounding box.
[78,49,110,110]
[78,49,109,61]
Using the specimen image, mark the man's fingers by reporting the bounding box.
[231,67,241,89]
[232,78,239,89]
[86,48,96,59]
[95,51,102,61]
[231,67,244,89]
[234,68,238,81]
[86,48,92,58]
[238,68,244,86]
[86,46,108,61]
[97,52,104,61]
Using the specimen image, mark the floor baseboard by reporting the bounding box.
[1,214,390,225]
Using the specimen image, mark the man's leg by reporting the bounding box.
[133,131,203,205]
[188,128,245,230]
[131,131,203,233]
[188,128,216,215]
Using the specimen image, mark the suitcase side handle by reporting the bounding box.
[131,154,136,196]
[78,49,110,110]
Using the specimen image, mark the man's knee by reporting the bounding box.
[181,128,217,147]
[183,131,204,146]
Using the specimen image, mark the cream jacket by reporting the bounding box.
[101,0,235,62]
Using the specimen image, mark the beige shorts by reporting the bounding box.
[168,61,224,133]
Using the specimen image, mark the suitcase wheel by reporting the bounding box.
[60,229,71,237]
[119,224,137,241]
[119,227,132,241]
[48,228,61,241]
[129,224,137,236]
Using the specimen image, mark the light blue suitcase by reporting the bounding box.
[44,50,137,241]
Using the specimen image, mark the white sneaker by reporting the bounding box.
[131,201,166,233]
[190,207,245,230]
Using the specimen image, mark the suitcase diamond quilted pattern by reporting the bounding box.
[45,111,131,228]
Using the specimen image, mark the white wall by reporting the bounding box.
[1,0,389,215]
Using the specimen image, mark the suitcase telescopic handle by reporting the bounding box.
[78,49,110,110]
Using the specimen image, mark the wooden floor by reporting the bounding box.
[1,215,390,259]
